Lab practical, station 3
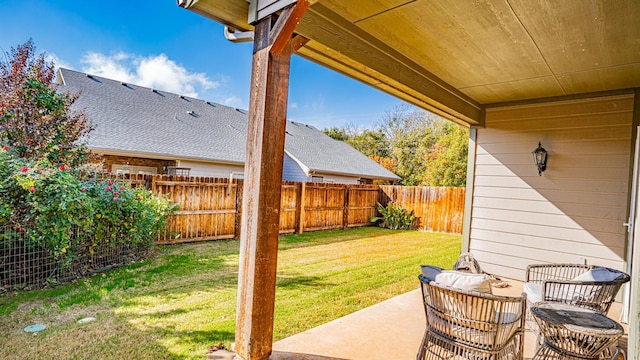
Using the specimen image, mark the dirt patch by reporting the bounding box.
[0,299,110,334]
[52,304,108,327]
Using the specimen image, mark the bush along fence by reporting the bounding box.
[0,151,176,290]
[149,175,466,244]
[1,172,464,288]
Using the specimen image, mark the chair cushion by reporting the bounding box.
[525,280,588,303]
[433,271,492,294]
[524,282,542,303]
[421,265,443,282]
[572,267,624,282]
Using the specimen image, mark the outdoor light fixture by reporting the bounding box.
[532,142,548,176]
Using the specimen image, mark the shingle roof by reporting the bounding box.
[56,68,400,181]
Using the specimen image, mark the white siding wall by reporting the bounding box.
[176,160,244,178]
[173,158,362,184]
[470,94,635,280]
[282,154,309,182]
[282,154,362,184]
[314,173,361,184]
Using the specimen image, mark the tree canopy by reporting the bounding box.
[0,39,93,167]
[323,104,468,187]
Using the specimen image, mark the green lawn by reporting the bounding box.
[0,227,461,360]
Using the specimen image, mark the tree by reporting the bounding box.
[348,129,390,158]
[322,103,469,186]
[379,104,436,185]
[0,40,92,167]
[323,126,350,141]
[422,122,468,187]
[323,126,394,175]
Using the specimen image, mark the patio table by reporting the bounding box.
[530,302,623,360]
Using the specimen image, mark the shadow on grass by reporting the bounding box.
[0,304,235,360]
[278,227,411,250]
[0,227,454,359]
[276,274,329,289]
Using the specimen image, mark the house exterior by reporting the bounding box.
[55,68,400,184]
[465,95,634,280]
[177,1,640,359]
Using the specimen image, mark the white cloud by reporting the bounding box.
[80,52,218,98]
[221,96,243,108]
[46,53,73,72]
[289,102,298,109]
[82,52,132,84]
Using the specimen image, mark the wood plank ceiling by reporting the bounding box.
[181,0,640,126]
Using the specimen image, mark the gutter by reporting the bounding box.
[175,0,196,8]
[306,167,400,182]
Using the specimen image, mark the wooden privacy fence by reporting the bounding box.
[153,176,239,244]
[379,185,466,233]
[147,175,465,244]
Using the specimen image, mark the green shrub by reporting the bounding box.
[369,202,416,230]
[88,177,176,251]
[0,146,177,261]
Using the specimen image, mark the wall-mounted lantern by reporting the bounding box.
[532,142,548,176]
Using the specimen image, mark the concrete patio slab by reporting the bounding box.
[271,278,627,360]
[273,289,423,360]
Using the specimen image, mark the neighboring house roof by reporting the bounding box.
[56,68,400,181]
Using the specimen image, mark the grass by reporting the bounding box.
[0,227,461,360]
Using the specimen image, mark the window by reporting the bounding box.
[165,166,191,176]
[311,175,323,183]
[112,164,157,175]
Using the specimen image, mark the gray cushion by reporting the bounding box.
[421,265,443,282]
[572,267,624,282]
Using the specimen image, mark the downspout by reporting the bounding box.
[224,26,255,43]
[228,172,244,195]
[461,125,478,253]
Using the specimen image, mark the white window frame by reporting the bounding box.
[112,164,157,175]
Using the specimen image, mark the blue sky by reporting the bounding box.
[0,0,408,130]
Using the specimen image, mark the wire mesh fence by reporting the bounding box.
[0,225,151,291]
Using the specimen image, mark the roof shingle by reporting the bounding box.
[56,68,400,181]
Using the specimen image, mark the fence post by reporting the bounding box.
[151,174,157,195]
[296,182,306,234]
[234,179,244,240]
[343,185,350,230]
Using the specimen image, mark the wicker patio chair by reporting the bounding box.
[524,263,630,356]
[453,252,484,274]
[524,264,630,315]
[417,274,526,360]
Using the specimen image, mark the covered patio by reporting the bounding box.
[176,1,639,359]
[271,279,627,360]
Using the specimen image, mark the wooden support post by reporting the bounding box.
[235,2,309,360]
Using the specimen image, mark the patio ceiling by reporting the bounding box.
[181,0,640,126]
